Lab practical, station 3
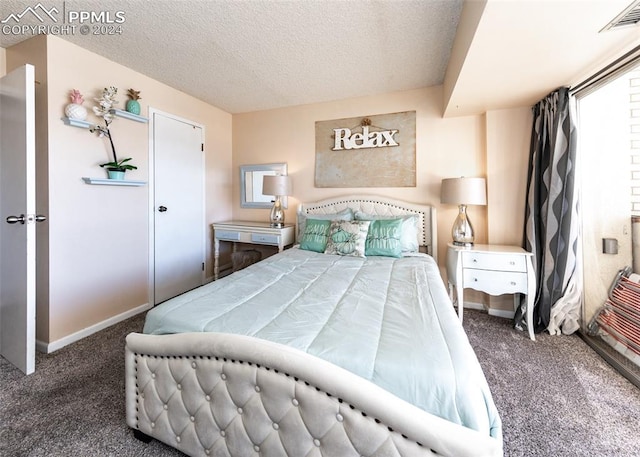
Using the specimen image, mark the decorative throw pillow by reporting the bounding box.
[365,218,403,257]
[355,211,420,253]
[297,208,353,242]
[324,220,370,257]
[299,219,331,253]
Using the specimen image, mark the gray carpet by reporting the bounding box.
[1,309,639,457]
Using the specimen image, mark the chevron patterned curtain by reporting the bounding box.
[515,87,582,335]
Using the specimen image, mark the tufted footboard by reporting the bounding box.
[125,332,503,457]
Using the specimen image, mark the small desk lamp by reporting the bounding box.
[262,174,292,228]
[440,177,487,246]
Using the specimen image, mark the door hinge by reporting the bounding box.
[201,143,204,152]
[202,262,205,271]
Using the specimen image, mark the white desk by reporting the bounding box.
[212,221,295,279]
[446,243,536,341]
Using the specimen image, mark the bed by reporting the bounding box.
[125,195,503,457]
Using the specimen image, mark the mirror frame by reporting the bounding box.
[240,163,288,209]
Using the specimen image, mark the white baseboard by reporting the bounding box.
[36,302,152,354]
[463,301,515,319]
[488,308,516,319]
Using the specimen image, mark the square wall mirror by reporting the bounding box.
[240,163,288,209]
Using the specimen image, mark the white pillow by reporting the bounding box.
[324,220,370,258]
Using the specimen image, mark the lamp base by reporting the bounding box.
[269,196,285,228]
[451,204,475,246]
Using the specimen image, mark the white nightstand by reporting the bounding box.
[212,221,295,279]
[446,243,536,341]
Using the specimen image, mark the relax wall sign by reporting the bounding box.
[332,119,399,151]
[315,111,416,187]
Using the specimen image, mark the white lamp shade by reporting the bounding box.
[440,177,487,206]
[262,175,292,196]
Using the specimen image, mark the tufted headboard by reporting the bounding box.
[298,195,437,262]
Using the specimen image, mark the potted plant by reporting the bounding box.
[90,86,137,180]
[99,157,137,180]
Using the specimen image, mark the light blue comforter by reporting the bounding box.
[144,248,502,440]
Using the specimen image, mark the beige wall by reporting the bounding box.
[7,36,232,346]
[0,46,5,76]
[232,86,532,308]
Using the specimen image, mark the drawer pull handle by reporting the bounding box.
[509,261,515,265]
[472,259,478,263]
[473,278,478,282]
[510,281,516,286]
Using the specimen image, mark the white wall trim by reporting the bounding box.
[463,301,515,319]
[36,302,151,354]
[488,308,516,319]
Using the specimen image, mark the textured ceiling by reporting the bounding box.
[0,0,464,113]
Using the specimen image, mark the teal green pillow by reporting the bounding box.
[365,218,403,257]
[299,219,331,252]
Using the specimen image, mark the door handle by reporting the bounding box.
[6,214,26,224]
[158,206,167,213]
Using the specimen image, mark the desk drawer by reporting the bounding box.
[463,269,528,295]
[462,252,526,272]
[216,230,241,241]
[251,233,280,245]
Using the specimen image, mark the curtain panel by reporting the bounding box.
[516,87,582,335]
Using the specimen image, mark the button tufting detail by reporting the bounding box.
[128,342,434,457]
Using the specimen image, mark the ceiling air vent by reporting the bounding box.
[602,0,640,31]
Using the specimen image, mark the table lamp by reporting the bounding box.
[440,177,487,246]
[262,174,292,228]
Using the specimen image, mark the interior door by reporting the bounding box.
[0,64,37,375]
[153,112,205,304]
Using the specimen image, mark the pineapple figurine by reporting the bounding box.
[125,88,141,115]
[64,89,88,120]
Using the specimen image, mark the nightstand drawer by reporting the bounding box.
[462,252,526,272]
[251,233,280,244]
[216,230,241,241]
[463,269,528,294]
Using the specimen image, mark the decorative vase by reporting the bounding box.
[64,103,87,120]
[107,169,125,180]
[125,100,141,115]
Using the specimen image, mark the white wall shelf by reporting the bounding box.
[61,117,93,129]
[109,108,148,123]
[82,177,147,187]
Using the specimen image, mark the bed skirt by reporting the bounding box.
[125,332,503,457]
